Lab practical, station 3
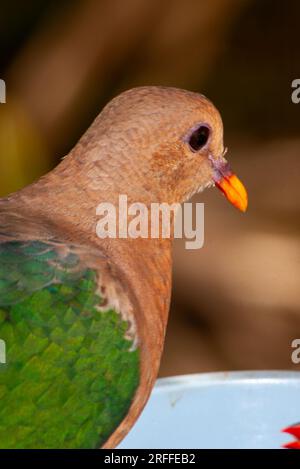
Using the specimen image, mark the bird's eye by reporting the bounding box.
[188,125,210,152]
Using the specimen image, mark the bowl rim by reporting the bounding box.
[155,370,300,392]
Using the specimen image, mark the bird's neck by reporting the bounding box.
[6,140,174,331]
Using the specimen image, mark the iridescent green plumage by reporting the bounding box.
[0,241,139,448]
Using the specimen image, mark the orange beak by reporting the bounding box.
[210,157,248,212]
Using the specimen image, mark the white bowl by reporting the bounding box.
[119,371,300,449]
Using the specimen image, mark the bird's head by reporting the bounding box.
[76,86,247,211]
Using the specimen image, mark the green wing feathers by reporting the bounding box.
[0,241,140,448]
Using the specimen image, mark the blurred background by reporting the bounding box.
[0,0,299,376]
